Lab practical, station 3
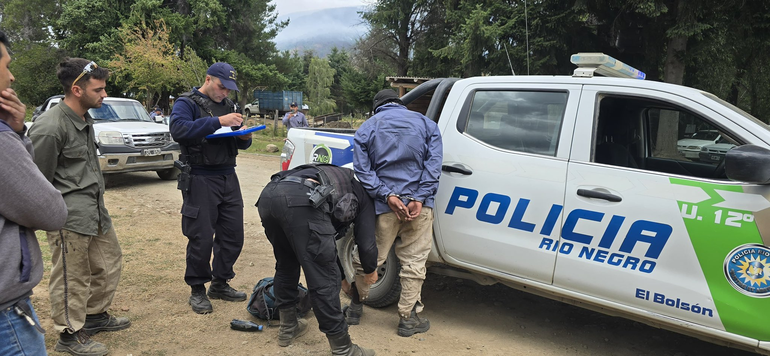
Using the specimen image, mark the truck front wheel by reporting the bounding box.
[157,167,180,180]
[337,226,401,308]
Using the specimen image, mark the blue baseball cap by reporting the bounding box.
[206,62,239,92]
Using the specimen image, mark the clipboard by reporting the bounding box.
[205,125,266,139]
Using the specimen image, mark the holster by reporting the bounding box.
[175,160,192,192]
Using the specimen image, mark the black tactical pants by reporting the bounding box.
[181,173,244,286]
[257,180,346,335]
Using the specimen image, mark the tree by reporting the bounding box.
[216,50,289,108]
[54,0,133,62]
[342,37,392,116]
[274,50,305,91]
[433,0,594,77]
[306,58,336,116]
[176,46,210,91]
[1,0,66,107]
[327,47,352,114]
[410,0,457,77]
[0,0,59,43]
[341,68,386,116]
[361,0,431,76]
[109,20,189,109]
[214,0,287,63]
[8,43,67,106]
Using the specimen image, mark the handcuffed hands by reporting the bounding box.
[364,271,378,285]
[387,195,409,221]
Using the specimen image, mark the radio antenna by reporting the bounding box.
[504,42,515,75]
[525,0,530,75]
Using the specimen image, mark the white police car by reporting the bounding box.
[283,53,770,354]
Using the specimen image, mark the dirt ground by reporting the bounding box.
[32,153,760,356]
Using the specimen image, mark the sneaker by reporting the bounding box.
[83,312,131,335]
[208,280,247,302]
[343,302,363,325]
[55,329,109,356]
[190,288,213,314]
[397,309,430,337]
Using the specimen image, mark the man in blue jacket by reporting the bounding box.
[351,89,443,337]
[169,62,253,314]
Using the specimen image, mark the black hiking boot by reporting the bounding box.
[208,279,247,301]
[83,312,131,335]
[344,281,363,325]
[397,307,430,337]
[327,330,375,356]
[190,284,213,314]
[278,307,308,347]
[55,329,109,356]
[343,302,363,325]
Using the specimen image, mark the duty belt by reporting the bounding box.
[275,175,320,189]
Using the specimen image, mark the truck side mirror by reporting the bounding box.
[726,145,770,184]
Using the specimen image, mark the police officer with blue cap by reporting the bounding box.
[169,62,253,314]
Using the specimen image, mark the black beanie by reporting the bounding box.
[372,89,401,111]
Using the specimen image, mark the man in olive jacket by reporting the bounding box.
[29,58,130,356]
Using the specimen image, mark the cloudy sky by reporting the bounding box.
[274,0,368,16]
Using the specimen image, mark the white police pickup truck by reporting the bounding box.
[281,53,770,354]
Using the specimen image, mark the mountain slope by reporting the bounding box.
[274,6,368,57]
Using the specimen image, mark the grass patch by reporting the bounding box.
[36,231,51,273]
[244,135,285,155]
[242,121,286,155]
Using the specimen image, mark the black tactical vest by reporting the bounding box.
[178,91,238,167]
[272,164,356,205]
[316,165,356,203]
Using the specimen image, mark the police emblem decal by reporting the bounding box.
[724,244,770,298]
[310,144,332,164]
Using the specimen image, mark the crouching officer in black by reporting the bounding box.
[257,164,378,356]
[169,62,253,314]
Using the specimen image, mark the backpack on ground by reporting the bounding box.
[247,277,311,324]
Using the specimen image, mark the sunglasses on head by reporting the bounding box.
[72,61,98,89]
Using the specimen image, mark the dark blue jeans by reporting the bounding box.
[0,298,46,355]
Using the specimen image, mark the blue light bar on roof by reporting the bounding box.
[570,53,646,80]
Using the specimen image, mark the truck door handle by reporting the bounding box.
[442,165,472,175]
[577,189,622,202]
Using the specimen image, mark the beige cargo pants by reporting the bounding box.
[46,227,123,333]
[353,207,433,319]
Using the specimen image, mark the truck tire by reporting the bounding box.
[337,226,401,308]
[157,167,180,180]
[245,109,251,117]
